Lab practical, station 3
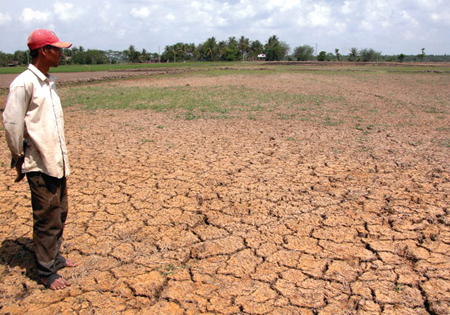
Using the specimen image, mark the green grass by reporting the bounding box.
[3,60,450,75]
[6,62,447,124]
[0,62,226,74]
[438,139,450,148]
[60,83,340,120]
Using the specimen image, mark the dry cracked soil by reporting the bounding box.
[0,65,449,315]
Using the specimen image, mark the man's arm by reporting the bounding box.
[3,85,27,181]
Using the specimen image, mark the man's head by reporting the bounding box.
[27,29,72,71]
[27,29,72,51]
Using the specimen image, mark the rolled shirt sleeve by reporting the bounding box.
[3,85,27,160]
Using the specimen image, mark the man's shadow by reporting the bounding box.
[0,237,38,282]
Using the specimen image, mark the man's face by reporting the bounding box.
[43,45,62,67]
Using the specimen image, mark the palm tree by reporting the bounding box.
[265,35,283,61]
[238,36,250,62]
[266,35,279,48]
[228,36,238,48]
[203,37,218,61]
[349,47,358,61]
[217,40,227,61]
[250,40,263,59]
[125,45,140,63]
[335,48,341,61]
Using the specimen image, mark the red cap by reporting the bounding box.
[27,29,72,50]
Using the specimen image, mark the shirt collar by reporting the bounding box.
[28,64,57,83]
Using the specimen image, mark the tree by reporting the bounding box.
[317,51,328,61]
[0,51,13,66]
[124,45,140,63]
[238,36,250,61]
[418,48,426,61]
[335,48,341,61]
[217,40,227,61]
[202,37,218,61]
[185,43,196,61]
[162,45,174,62]
[280,41,290,59]
[293,45,315,61]
[360,48,381,62]
[13,50,28,65]
[264,35,288,61]
[141,48,151,63]
[84,50,108,64]
[348,47,358,61]
[398,53,406,62]
[173,42,187,62]
[249,40,263,59]
[224,37,239,61]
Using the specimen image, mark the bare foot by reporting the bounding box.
[49,277,71,290]
[41,276,71,290]
[65,258,78,267]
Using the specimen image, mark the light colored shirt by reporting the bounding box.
[3,64,70,178]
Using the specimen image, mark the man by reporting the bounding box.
[3,29,77,290]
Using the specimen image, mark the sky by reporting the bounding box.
[0,0,449,56]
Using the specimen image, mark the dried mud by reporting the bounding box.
[0,68,449,315]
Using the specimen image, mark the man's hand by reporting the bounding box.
[14,157,25,182]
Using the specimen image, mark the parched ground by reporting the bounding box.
[0,67,449,315]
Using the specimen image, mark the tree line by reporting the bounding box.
[1,35,449,66]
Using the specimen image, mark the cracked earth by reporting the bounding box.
[0,66,449,314]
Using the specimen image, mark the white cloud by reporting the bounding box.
[0,12,12,25]
[166,13,176,21]
[265,0,283,11]
[1,0,448,55]
[308,4,331,27]
[233,3,256,19]
[280,0,302,12]
[430,11,450,25]
[117,29,126,39]
[54,2,83,21]
[190,1,202,11]
[340,1,352,15]
[130,7,151,19]
[20,8,50,24]
[216,17,228,27]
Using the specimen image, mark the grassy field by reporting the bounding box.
[2,61,450,75]
[0,62,225,74]
[57,62,449,124]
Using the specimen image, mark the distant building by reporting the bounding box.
[257,54,266,61]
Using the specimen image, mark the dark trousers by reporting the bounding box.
[26,172,68,279]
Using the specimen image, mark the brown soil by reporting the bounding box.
[0,68,449,314]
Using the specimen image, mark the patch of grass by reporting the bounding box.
[394,284,404,292]
[422,106,446,114]
[160,263,191,276]
[277,113,297,120]
[0,61,219,75]
[180,111,202,120]
[324,117,344,126]
[60,83,340,117]
[359,146,372,152]
[209,114,236,119]
[438,139,450,148]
